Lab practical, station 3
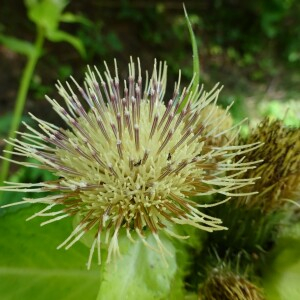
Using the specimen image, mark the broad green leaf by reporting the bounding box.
[46,29,86,58]
[262,223,300,300]
[0,35,35,57]
[0,205,100,300]
[97,233,178,300]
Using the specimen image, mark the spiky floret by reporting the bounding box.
[1,59,259,268]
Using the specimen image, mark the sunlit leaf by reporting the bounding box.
[23,0,86,58]
[25,0,68,32]
[0,205,99,300]
[262,222,300,300]
[97,233,179,300]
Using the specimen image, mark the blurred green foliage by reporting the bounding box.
[199,0,300,75]
[111,0,300,81]
[0,0,88,186]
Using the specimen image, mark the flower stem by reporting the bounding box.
[0,26,44,193]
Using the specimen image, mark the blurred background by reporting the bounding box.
[1,0,300,128]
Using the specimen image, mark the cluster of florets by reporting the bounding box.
[1,59,259,268]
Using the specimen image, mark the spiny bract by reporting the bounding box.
[200,269,264,300]
[1,59,259,268]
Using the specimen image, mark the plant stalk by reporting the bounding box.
[0,26,44,194]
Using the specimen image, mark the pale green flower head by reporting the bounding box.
[1,58,258,268]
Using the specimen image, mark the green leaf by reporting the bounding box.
[262,223,300,300]
[24,0,86,58]
[25,0,67,31]
[46,29,86,58]
[97,233,178,300]
[60,12,92,26]
[0,205,100,300]
[0,35,35,57]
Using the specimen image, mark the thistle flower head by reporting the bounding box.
[235,118,300,212]
[1,59,258,268]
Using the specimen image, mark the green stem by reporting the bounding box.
[0,26,44,192]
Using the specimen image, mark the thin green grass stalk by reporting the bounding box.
[178,4,200,112]
[184,4,200,88]
[0,26,45,193]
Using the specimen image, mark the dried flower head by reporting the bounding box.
[199,269,264,300]
[1,59,258,268]
[235,118,300,212]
